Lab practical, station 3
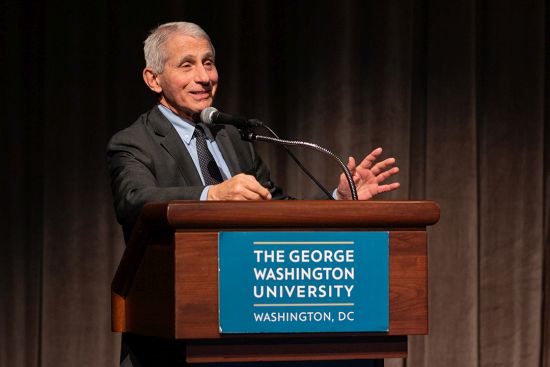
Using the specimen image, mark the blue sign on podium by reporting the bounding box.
[218,231,389,334]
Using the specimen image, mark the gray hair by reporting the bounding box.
[143,22,215,74]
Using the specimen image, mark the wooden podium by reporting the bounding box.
[111,200,440,363]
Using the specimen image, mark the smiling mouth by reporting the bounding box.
[190,90,211,98]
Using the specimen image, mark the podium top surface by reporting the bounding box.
[137,200,440,230]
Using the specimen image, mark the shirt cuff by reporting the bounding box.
[332,188,340,200]
[200,186,211,200]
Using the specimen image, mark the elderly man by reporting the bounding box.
[108,21,399,366]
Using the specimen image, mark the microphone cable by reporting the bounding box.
[258,122,335,200]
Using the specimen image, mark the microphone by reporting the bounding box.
[200,107,263,128]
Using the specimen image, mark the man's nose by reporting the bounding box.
[194,64,210,83]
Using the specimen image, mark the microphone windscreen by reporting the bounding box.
[200,107,218,124]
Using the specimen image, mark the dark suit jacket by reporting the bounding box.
[107,106,287,238]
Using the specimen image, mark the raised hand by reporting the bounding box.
[336,147,400,200]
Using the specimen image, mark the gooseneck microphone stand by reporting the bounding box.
[240,129,359,201]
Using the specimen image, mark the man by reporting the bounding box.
[107,21,399,366]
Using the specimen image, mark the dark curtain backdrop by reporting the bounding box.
[1,0,548,366]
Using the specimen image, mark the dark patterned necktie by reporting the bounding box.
[194,125,223,185]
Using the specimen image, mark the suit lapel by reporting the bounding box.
[147,107,203,186]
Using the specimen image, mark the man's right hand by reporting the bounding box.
[207,173,272,200]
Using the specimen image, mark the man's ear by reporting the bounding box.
[143,68,163,93]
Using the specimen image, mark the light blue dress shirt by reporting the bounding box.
[157,104,232,200]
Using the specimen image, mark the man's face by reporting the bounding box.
[153,34,218,121]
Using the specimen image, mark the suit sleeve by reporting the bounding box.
[107,130,204,228]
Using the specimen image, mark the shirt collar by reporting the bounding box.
[157,104,198,145]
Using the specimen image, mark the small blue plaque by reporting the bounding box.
[218,231,388,333]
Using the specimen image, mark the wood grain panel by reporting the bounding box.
[389,232,428,334]
[174,232,219,338]
[124,234,175,338]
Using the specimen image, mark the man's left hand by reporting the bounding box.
[335,147,400,200]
